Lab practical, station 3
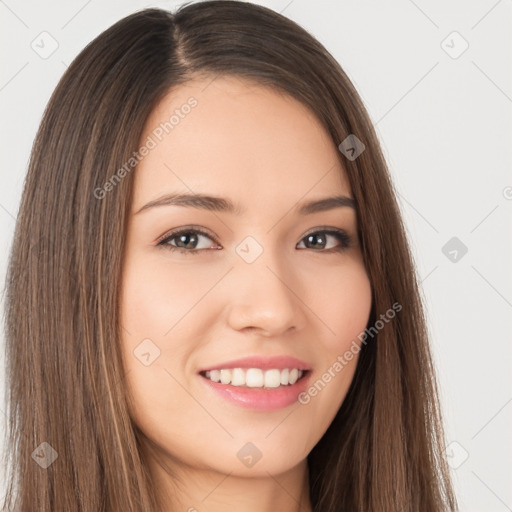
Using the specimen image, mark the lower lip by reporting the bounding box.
[200,372,311,411]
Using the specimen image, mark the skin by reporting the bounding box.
[120,75,372,512]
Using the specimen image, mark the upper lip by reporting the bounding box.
[198,355,312,373]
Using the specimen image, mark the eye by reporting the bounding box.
[156,226,352,255]
[296,228,352,253]
[157,227,220,255]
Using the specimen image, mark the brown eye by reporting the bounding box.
[297,229,351,252]
[157,228,220,254]
[157,227,351,255]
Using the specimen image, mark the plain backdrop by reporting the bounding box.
[1,1,511,510]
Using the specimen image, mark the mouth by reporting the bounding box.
[198,366,312,411]
[199,367,311,389]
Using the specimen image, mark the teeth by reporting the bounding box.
[264,369,281,388]
[203,368,305,388]
[246,368,264,387]
[231,368,245,386]
[289,368,299,385]
[219,369,231,384]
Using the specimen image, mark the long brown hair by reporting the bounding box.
[2,2,458,510]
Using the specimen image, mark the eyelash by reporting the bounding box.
[156,226,352,255]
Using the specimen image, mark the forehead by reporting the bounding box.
[132,75,351,210]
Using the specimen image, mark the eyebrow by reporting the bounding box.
[134,193,356,216]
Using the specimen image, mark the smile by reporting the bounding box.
[201,367,305,388]
[199,368,311,411]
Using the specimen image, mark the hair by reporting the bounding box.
[2,1,458,511]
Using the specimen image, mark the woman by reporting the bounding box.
[2,1,458,511]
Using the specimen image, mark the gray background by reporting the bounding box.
[1,1,511,510]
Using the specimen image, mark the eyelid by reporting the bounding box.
[155,225,220,246]
[302,225,346,238]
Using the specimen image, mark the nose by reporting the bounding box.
[225,252,307,337]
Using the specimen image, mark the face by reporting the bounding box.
[120,75,372,481]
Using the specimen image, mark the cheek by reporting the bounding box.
[119,257,203,444]
[304,256,372,345]
[120,251,219,335]
[295,258,371,421]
